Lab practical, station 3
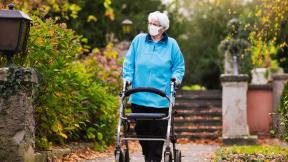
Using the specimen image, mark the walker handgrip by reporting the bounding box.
[125,87,166,97]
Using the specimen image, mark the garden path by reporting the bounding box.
[84,143,220,162]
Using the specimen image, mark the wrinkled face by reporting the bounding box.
[148,19,164,36]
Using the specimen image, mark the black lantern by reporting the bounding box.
[121,19,133,34]
[0,4,32,66]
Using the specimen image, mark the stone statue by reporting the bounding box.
[218,18,250,75]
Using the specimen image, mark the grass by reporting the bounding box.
[213,145,288,162]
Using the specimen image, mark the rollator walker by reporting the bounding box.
[114,78,182,162]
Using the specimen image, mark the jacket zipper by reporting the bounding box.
[148,44,156,83]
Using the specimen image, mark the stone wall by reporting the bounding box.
[0,68,38,162]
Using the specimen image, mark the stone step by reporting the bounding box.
[175,115,222,120]
[174,103,222,112]
[175,126,222,133]
[175,96,221,103]
[175,132,220,139]
[175,99,221,105]
[174,103,222,110]
[176,107,221,114]
[175,111,222,117]
[175,128,221,133]
[176,90,222,100]
[174,118,222,126]
[176,99,222,106]
[176,106,221,111]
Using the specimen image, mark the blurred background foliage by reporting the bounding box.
[1,0,288,147]
[2,0,287,88]
[168,0,253,89]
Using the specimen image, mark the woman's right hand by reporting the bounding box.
[126,80,131,86]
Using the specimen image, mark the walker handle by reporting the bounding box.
[124,87,167,97]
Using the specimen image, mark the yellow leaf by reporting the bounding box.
[87,15,97,22]
[59,132,68,139]
[56,121,63,130]
[36,38,45,46]
[92,48,100,53]
[54,92,62,97]
[105,8,115,21]
[48,29,55,36]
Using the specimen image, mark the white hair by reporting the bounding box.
[148,11,170,31]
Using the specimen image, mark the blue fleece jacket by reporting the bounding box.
[123,33,185,108]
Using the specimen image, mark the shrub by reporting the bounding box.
[279,83,288,141]
[80,44,123,95]
[0,15,120,149]
[214,145,288,162]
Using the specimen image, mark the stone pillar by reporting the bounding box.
[224,51,233,74]
[0,67,38,162]
[220,74,257,145]
[271,74,288,136]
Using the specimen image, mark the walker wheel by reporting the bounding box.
[164,150,172,162]
[175,149,181,162]
[115,150,124,162]
[124,148,130,162]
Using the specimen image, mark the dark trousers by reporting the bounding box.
[131,103,168,162]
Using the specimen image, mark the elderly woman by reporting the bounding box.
[122,11,185,162]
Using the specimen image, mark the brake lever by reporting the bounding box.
[171,78,180,91]
[120,81,131,97]
[125,81,131,91]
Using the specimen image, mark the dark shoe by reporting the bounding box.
[151,160,161,162]
[144,156,151,162]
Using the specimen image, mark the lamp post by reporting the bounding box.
[116,18,133,58]
[0,4,37,162]
[121,18,133,41]
[0,3,32,66]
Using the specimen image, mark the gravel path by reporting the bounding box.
[84,143,220,162]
